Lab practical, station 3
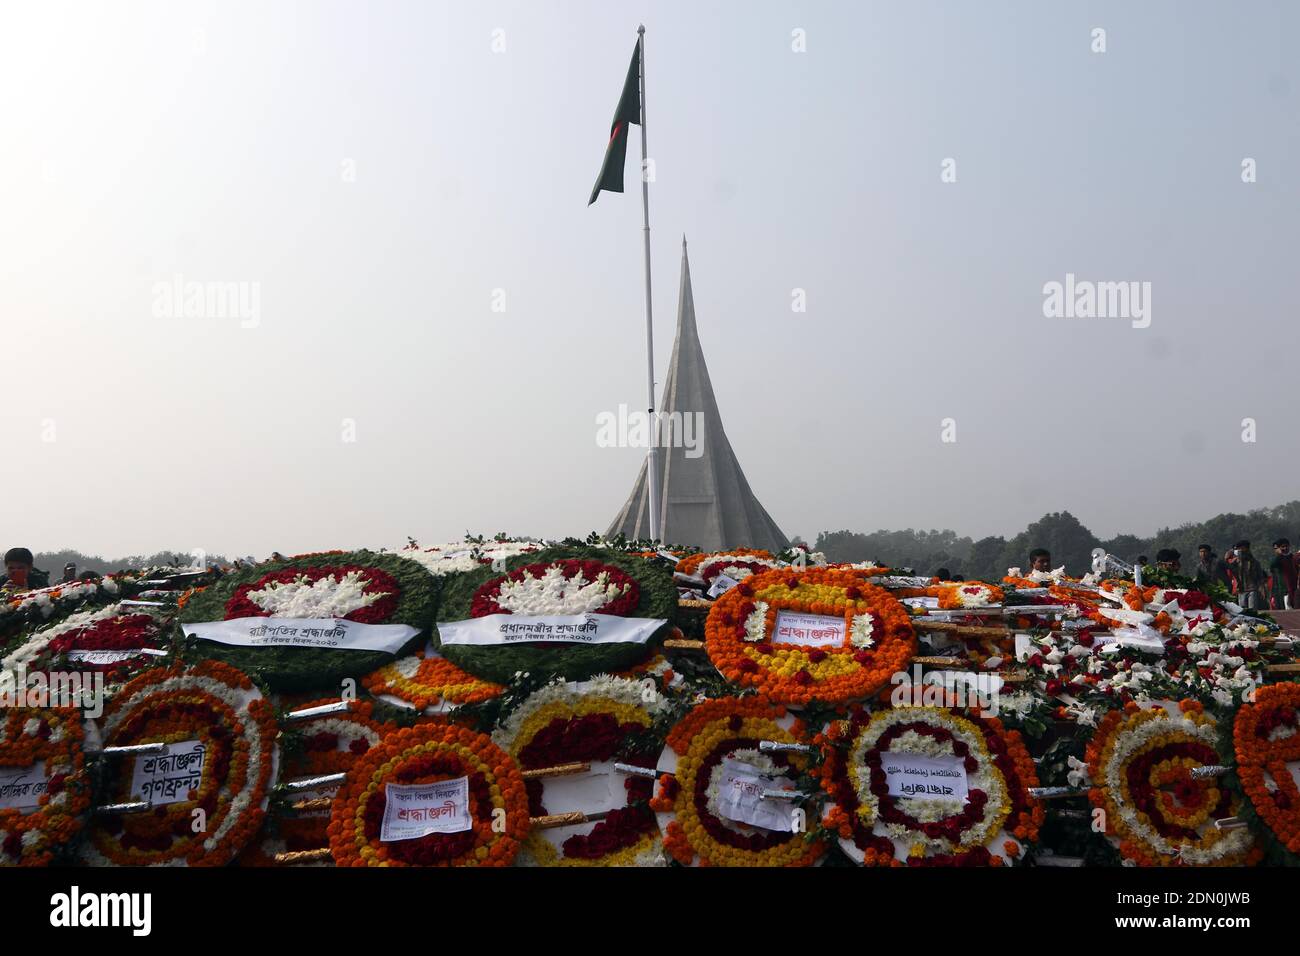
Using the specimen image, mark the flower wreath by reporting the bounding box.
[1085,700,1259,866]
[397,539,543,578]
[362,649,503,714]
[179,551,436,691]
[930,582,1004,610]
[3,604,171,687]
[816,706,1042,866]
[492,677,668,866]
[0,707,91,867]
[693,553,783,588]
[432,546,676,685]
[676,549,773,578]
[81,661,279,866]
[704,568,916,706]
[1228,683,1300,861]
[650,696,825,867]
[240,698,398,866]
[327,722,529,867]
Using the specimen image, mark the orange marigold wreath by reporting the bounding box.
[327,722,529,867]
[705,567,916,706]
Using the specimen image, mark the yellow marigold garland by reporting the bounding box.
[650,696,825,867]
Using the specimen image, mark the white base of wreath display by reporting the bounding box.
[494,677,669,867]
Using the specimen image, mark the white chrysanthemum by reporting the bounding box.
[743,602,769,643]
[491,565,628,616]
[246,571,388,618]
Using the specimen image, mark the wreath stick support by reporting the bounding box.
[1268,663,1300,673]
[283,700,354,722]
[519,761,591,780]
[530,810,610,829]
[85,742,169,758]
[288,798,333,813]
[1027,786,1089,800]
[278,772,346,793]
[274,848,332,865]
[1215,817,1250,830]
[913,623,1009,638]
[614,762,664,779]
[663,638,705,650]
[759,740,814,755]
[1189,765,1231,779]
[94,801,152,815]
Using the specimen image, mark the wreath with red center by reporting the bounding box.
[327,723,529,867]
[816,706,1043,867]
[43,612,168,684]
[492,679,667,866]
[433,546,676,685]
[0,707,91,867]
[1086,700,1260,867]
[650,696,825,867]
[705,567,916,707]
[81,661,279,866]
[224,565,401,624]
[1228,683,1300,863]
[179,551,435,691]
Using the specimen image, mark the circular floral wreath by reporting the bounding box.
[82,661,279,866]
[493,677,668,866]
[179,551,436,691]
[0,707,91,866]
[1230,682,1300,861]
[676,549,773,578]
[240,699,398,866]
[363,650,503,714]
[433,547,676,685]
[327,722,529,867]
[2,602,167,682]
[1086,700,1259,867]
[705,568,916,706]
[817,706,1042,866]
[650,696,825,867]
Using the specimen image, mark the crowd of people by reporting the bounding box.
[933,541,1299,612]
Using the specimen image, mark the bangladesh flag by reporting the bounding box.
[588,41,641,205]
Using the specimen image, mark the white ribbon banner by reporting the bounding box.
[716,758,796,832]
[437,614,665,647]
[66,648,169,665]
[131,740,207,807]
[772,610,845,648]
[883,752,969,802]
[380,777,472,841]
[0,761,48,811]
[182,617,420,653]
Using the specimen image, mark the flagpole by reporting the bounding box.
[637,24,661,543]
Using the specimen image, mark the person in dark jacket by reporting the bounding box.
[1194,544,1231,590]
[1,547,51,591]
[1227,540,1266,610]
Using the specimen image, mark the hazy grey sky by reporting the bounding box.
[2,0,1297,558]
